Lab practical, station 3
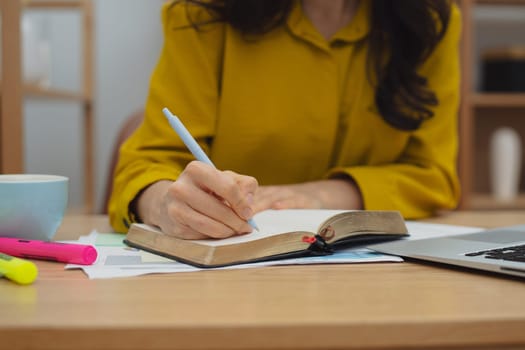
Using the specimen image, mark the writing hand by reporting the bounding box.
[137,161,257,239]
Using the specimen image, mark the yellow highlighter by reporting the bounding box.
[0,252,38,285]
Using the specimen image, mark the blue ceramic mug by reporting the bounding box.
[0,174,68,241]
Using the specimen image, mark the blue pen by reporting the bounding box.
[162,107,260,231]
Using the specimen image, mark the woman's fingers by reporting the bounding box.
[167,178,253,237]
[253,186,290,212]
[163,199,247,239]
[254,185,323,212]
[185,162,257,221]
[223,169,258,217]
[160,161,256,238]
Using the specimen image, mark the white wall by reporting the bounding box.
[23,0,164,212]
[93,0,164,212]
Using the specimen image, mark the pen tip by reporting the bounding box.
[248,218,259,232]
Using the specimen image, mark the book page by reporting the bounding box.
[193,209,349,247]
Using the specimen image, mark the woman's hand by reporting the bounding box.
[136,161,258,239]
[253,179,363,213]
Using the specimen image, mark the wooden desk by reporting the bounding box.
[1,211,525,350]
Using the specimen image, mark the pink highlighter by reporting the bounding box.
[0,237,97,265]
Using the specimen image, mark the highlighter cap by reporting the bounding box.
[0,254,38,285]
[81,245,98,265]
[12,260,38,285]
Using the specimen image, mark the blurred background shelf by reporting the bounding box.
[469,193,525,210]
[23,84,88,101]
[0,0,94,213]
[477,0,525,4]
[23,1,85,9]
[458,0,525,211]
[473,93,525,108]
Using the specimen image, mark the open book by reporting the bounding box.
[124,209,408,267]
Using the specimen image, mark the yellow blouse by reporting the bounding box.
[109,0,462,232]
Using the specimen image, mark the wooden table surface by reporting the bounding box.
[1,211,525,350]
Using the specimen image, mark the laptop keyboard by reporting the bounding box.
[465,244,525,263]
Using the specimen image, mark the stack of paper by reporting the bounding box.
[65,221,481,279]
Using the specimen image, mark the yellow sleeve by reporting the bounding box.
[108,2,225,232]
[328,4,462,219]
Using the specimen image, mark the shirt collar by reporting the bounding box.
[286,0,371,50]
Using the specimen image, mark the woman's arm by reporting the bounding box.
[109,2,229,233]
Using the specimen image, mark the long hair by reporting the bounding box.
[179,0,451,131]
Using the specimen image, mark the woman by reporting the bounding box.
[109,0,461,239]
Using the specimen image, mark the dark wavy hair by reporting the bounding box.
[178,0,451,131]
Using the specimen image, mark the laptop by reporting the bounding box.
[369,224,525,279]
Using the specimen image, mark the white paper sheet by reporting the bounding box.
[65,221,482,280]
